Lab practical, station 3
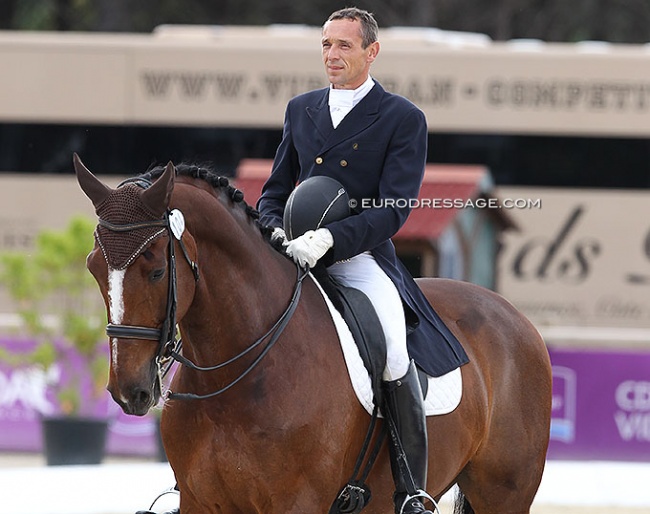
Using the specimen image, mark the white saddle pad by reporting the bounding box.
[310,275,462,417]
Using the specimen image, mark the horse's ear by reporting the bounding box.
[74,153,112,208]
[141,161,175,217]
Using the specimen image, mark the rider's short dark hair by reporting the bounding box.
[326,7,379,48]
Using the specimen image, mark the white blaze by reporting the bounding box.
[108,268,126,369]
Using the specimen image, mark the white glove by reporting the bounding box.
[283,228,334,268]
[270,227,287,245]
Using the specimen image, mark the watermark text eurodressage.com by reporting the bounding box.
[349,197,542,210]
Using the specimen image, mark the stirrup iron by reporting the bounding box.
[135,485,179,514]
[398,490,440,514]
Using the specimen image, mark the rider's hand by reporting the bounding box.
[270,227,287,245]
[283,228,334,268]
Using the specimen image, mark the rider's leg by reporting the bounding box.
[327,253,433,514]
[327,252,410,381]
[383,361,433,514]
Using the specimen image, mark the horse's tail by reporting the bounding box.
[452,488,474,514]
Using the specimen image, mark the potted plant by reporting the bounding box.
[0,215,109,465]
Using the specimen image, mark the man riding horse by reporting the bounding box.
[257,7,468,514]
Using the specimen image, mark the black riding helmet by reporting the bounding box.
[283,176,350,240]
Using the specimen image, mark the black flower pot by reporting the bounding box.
[42,416,108,466]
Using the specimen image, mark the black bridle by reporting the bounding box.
[101,211,199,362]
[99,203,308,401]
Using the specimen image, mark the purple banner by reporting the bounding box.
[548,348,650,461]
[0,337,159,456]
[3,338,650,461]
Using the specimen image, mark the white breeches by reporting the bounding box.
[327,252,410,381]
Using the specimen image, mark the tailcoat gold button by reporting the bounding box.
[340,160,348,167]
[315,157,323,164]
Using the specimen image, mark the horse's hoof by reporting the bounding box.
[135,511,156,514]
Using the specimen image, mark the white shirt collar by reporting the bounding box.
[328,76,375,109]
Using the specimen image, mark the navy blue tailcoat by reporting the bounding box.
[258,81,469,377]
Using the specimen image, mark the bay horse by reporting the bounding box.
[74,154,552,514]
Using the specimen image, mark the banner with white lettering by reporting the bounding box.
[549,348,650,461]
[0,338,159,455]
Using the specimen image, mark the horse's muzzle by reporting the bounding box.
[108,381,160,417]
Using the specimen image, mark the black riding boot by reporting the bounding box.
[383,360,434,514]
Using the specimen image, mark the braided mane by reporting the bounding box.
[140,163,264,223]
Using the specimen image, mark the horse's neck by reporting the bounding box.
[171,187,345,411]
[180,209,296,367]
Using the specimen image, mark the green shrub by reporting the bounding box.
[0,216,107,416]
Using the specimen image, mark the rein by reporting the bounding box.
[167,264,309,401]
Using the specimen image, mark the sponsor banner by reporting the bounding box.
[549,348,650,461]
[497,187,650,329]
[0,338,158,456]
[2,341,650,461]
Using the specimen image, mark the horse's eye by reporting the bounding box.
[150,268,166,282]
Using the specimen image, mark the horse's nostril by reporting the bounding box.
[133,388,151,408]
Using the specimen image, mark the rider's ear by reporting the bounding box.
[142,161,176,217]
[73,153,112,209]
